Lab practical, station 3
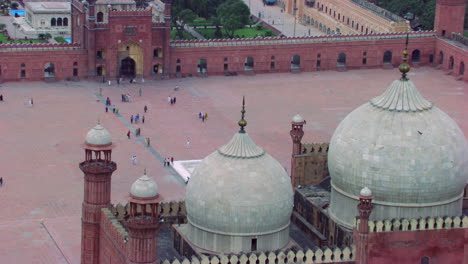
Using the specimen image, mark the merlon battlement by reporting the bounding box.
[170,31,436,48]
[355,215,468,233]
[301,143,329,155]
[109,9,152,17]
[162,247,355,264]
[0,43,81,51]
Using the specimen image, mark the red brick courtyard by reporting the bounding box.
[0,68,466,263]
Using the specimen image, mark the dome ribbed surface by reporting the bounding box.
[218,133,265,158]
[370,80,433,112]
[130,175,158,198]
[85,124,112,145]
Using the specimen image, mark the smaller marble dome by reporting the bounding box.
[130,173,159,198]
[85,124,112,146]
[360,187,372,197]
[292,114,304,123]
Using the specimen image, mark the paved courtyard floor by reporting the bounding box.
[0,67,466,263]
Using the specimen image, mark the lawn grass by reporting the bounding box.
[0,32,46,43]
[170,30,196,40]
[54,36,67,43]
[196,27,276,39]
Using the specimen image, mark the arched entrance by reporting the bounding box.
[449,56,454,70]
[120,57,136,77]
[460,62,465,76]
[411,49,420,64]
[118,41,144,78]
[44,63,55,77]
[383,51,392,64]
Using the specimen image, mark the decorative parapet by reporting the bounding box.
[451,33,468,47]
[0,43,81,52]
[109,9,152,17]
[170,31,436,48]
[162,247,355,264]
[101,208,128,250]
[110,201,187,225]
[355,216,468,232]
[301,143,329,155]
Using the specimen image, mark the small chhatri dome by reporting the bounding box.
[292,114,304,123]
[130,170,159,198]
[185,98,293,254]
[85,123,112,146]
[360,187,372,197]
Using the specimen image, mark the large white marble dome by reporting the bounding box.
[328,76,468,229]
[85,124,112,146]
[185,128,293,254]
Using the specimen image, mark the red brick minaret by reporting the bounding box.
[290,114,306,188]
[125,171,163,264]
[434,0,466,38]
[79,123,117,264]
[85,0,97,76]
[163,0,172,75]
[354,187,373,264]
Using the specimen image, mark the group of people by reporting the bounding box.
[163,157,174,167]
[198,112,208,122]
[130,113,144,124]
[168,96,177,105]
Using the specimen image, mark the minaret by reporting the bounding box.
[354,187,373,264]
[85,0,97,77]
[289,114,306,188]
[125,170,163,264]
[163,0,172,75]
[434,0,466,38]
[80,123,117,264]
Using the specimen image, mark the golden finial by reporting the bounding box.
[399,34,410,81]
[238,96,247,133]
[97,117,101,125]
[144,168,147,175]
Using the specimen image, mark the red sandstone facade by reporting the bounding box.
[0,0,466,83]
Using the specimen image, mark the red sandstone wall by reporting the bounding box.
[99,210,127,264]
[365,228,464,263]
[435,37,468,81]
[435,0,466,38]
[169,36,436,76]
[0,49,87,81]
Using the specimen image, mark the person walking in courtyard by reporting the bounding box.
[130,115,134,124]
[146,137,150,147]
[0,94,4,101]
[139,87,142,97]
[0,177,3,186]
[105,106,108,112]
[131,155,137,165]
[186,138,191,148]
[144,105,148,113]
[168,96,171,104]
[202,113,205,122]
[142,115,145,124]
[127,130,131,139]
[135,113,140,123]
[204,112,208,121]
[163,158,167,167]
[171,157,174,164]
[173,97,176,104]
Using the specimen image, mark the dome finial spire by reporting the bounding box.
[144,168,147,175]
[399,34,411,81]
[238,96,247,133]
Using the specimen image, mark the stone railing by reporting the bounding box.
[451,33,468,47]
[355,216,468,232]
[0,43,81,52]
[170,31,436,48]
[110,201,187,226]
[162,247,355,264]
[349,0,405,22]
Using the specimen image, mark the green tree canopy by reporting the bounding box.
[217,0,250,38]
[171,8,196,39]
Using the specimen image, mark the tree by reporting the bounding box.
[217,0,250,38]
[172,8,196,39]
